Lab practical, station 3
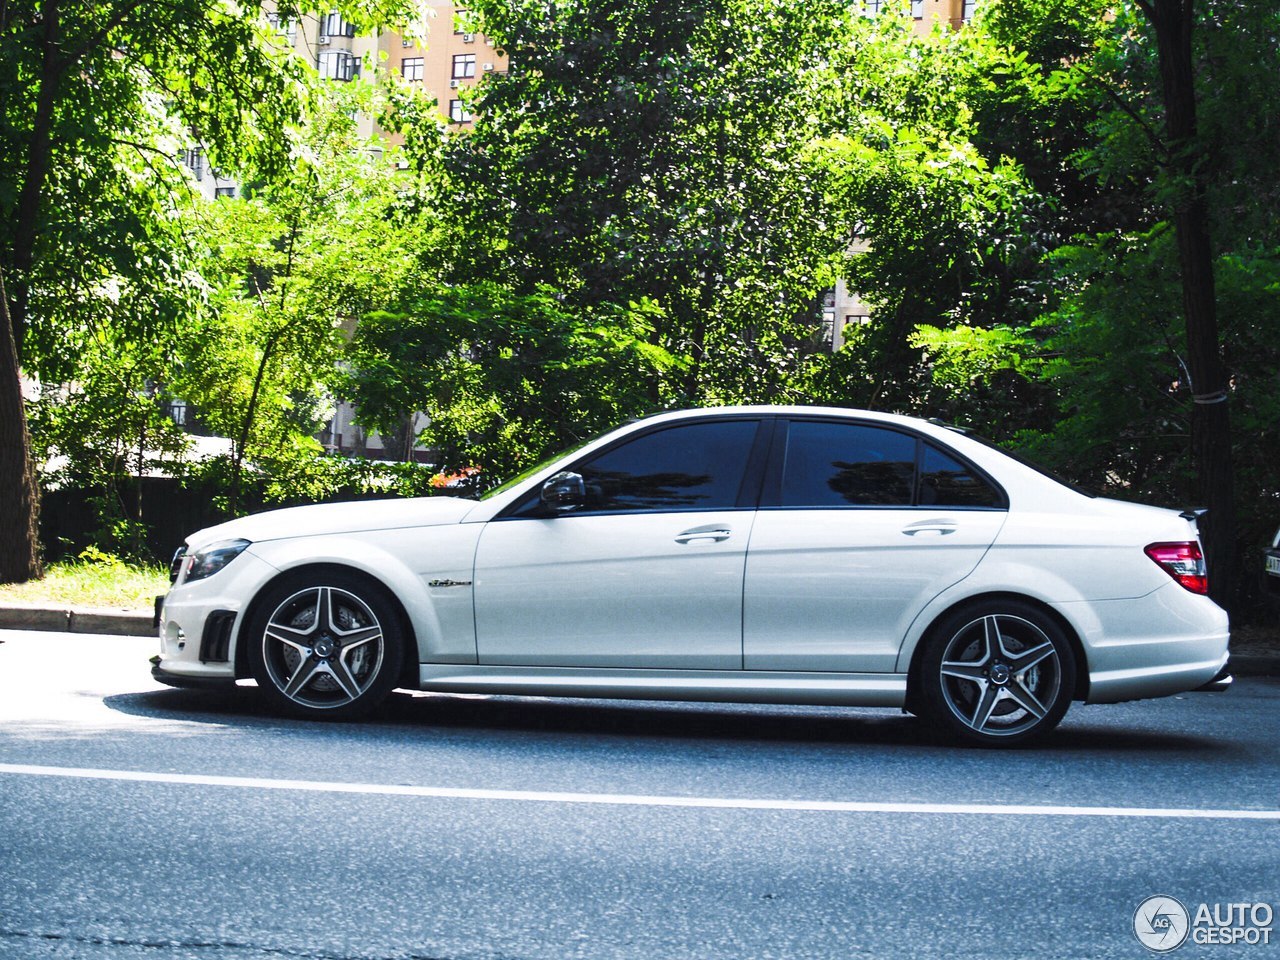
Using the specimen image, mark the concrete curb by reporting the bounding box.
[0,602,154,638]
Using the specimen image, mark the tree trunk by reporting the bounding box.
[9,0,64,357]
[1140,0,1238,612]
[0,265,43,582]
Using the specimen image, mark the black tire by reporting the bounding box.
[918,600,1076,747]
[246,569,405,720]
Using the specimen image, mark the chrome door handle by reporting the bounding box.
[902,519,957,536]
[675,527,732,544]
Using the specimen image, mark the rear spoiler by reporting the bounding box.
[1179,508,1208,522]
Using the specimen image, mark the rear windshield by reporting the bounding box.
[943,427,1098,499]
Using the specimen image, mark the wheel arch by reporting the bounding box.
[903,591,1090,709]
[232,562,420,690]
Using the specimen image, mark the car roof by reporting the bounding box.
[635,405,957,436]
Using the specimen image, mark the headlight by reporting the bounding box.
[183,539,251,584]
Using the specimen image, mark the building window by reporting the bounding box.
[453,7,469,33]
[266,12,297,43]
[862,0,884,14]
[452,53,477,79]
[401,56,424,81]
[912,0,925,18]
[215,186,236,199]
[320,11,356,39]
[449,99,473,123]
[962,0,977,21]
[846,314,870,326]
[319,50,359,81]
[182,147,204,181]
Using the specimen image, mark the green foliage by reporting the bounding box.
[435,0,855,403]
[1021,228,1280,553]
[169,83,427,507]
[4,0,1277,611]
[340,285,683,479]
[806,12,1046,422]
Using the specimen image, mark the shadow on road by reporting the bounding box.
[101,685,1228,755]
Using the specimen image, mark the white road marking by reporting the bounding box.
[0,762,1277,820]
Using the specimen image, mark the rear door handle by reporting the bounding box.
[675,526,732,544]
[902,518,957,537]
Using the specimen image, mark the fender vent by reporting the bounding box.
[199,611,237,663]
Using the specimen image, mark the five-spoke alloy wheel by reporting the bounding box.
[919,601,1076,746]
[247,572,405,719]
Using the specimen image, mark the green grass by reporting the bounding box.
[0,556,168,610]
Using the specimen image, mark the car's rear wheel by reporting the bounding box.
[919,601,1075,746]
[247,571,404,720]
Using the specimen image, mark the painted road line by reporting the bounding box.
[1,763,1278,820]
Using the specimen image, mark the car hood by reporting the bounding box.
[184,496,478,551]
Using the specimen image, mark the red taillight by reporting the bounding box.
[1145,542,1209,595]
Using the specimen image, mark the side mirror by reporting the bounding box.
[540,471,586,510]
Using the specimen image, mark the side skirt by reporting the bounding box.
[417,664,907,708]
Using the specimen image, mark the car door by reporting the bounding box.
[743,418,1008,673]
[473,417,769,668]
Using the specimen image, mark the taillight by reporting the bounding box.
[1145,542,1209,595]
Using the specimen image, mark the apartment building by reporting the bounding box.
[381,4,509,129]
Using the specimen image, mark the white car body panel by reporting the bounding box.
[743,508,1007,672]
[417,664,906,707]
[184,495,478,551]
[473,510,753,668]
[158,550,279,679]
[247,527,484,664]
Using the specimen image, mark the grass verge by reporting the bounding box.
[0,555,168,610]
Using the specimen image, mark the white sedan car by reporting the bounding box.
[154,406,1231,745]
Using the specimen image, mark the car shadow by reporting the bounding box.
[102,686,1228,755]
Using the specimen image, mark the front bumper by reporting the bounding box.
[153,549,278,684]
[149,655,237,690]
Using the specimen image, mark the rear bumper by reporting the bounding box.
[1194,664,1233,692]
[1053,583,1230,704]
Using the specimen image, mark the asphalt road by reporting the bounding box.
[0,630,1276,960]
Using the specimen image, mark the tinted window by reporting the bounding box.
[576,420,759,512]
[781,422,915,507]
[918,443,1001,507]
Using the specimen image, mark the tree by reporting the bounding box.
[0,1,424,580]
[1129,0,1236,607]
[339,285,680,481]
[440,0,855,405]
[810,9,1045,421]
[0,0,312,579]
[175,83,426,512]
[1019,0,1280,611]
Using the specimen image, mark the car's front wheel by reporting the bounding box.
[246,571,404,720]
[918,601,1076,746]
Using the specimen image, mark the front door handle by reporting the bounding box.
[675,526,732,544]
[902,518,958,537]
